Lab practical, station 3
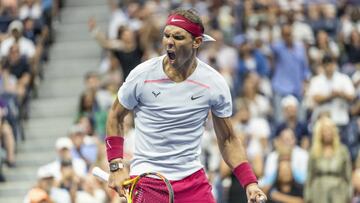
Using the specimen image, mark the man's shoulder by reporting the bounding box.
[310,74,325,84]
[334,71,352,81]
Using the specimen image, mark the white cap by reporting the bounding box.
[37,166,54,179]
[8,20,23,33]
[55,137,73,150]
[281,95,299,108]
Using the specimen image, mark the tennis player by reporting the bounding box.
[105,8,267,203]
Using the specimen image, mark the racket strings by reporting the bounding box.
[132,176,172,203]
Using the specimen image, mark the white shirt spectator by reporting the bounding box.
[308,71,355,125]
[19,2,42,20]
[260,146,309,186]
[0,37,36,59]
[42,158,87,181]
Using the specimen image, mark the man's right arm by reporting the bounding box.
[106,99,129,137]
[106,99,130,196]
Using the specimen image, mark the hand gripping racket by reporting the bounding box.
[92,167,174,203]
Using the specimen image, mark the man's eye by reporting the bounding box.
[173,36,184,40]
[164,34,170,38]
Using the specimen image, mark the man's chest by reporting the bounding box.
[139,81,211,111]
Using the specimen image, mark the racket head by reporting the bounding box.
[126,172,174,203]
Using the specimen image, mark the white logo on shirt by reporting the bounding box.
[170,18,185,22]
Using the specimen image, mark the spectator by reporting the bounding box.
[77,89,98,122]
[24,188,52,203]
[42,137,87,180]
[260,128,308,187]
[237,72,272,119]
[75,174,106,203]
[308,30,339,73]
[69,124,98,168]
[88,18,145,80]
[24,166,71,203]
[274,95,310,150]
[304,117,352,203]
[18,0,42,20]
[0,20,36,60]
[271,24,310,123]
[267,156,304,203]
[234,38,270,95]
[84,71,100,93]
[287,10,315,46]
[54,159,81,203]
[342,30,360,74]
[307,54,355,142]
[2,44,31,106]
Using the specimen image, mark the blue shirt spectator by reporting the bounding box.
[271,25,310,98]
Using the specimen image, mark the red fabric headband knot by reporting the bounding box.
[166,14,204,37]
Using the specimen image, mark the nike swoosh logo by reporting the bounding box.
[191,95,203,100]
[171,18,185,22]
[106,140,112,149]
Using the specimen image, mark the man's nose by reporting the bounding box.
[166,37,175,47]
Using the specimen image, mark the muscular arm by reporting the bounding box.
[106,99,130,137]
[212,113,247,169]
[212,113,267,202]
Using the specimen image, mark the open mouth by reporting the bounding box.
[167,51,176,63]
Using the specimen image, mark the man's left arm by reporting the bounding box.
[212,113,267,202]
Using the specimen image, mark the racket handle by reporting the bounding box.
[92,167,109,182]
[92,166,134,187]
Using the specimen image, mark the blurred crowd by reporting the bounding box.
[0,0,60,183]
[20,0,360,203]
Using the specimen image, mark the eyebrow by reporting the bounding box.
[164,31,184,34]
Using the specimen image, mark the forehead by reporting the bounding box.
[163,25,191,36]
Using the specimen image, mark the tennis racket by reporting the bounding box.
[92,167,174,203]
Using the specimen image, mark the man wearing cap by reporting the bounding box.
[24,166,71,203]
[105,8,266,202]
[274,95,310,149]
[0,20,36,59]
[42,137,87,181]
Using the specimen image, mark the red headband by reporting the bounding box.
[166,14,204,37]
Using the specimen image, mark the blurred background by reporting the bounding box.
[0,0,359,202]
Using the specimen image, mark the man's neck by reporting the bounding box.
[325,72,335,79]
[163,55,197,82]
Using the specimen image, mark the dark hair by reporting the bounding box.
[60,159,72,167]
[170,8,204,33]
[322,53,334,64]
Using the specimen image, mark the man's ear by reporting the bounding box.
[193,37,203,49]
